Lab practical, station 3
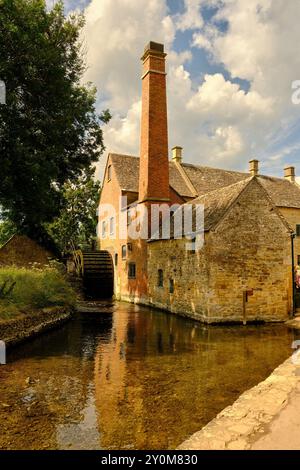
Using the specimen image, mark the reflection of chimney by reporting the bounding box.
[284,166,295,183]
[139,42,169,203]
[249,159,259,176]
[172,146,183,164]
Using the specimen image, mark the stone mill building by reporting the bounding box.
[98,41,300,323]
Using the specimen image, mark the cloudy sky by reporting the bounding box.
[48,0,300,180]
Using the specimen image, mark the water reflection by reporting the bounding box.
[0,302,298,449]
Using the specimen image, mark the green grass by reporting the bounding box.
[0,264,75,321]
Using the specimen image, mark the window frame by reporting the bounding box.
[107,165,112,182]
[158,269,164,288]
[101,220,107,238]
[128,262,136,279]
[109,216,115,236]
[189,237,196,254]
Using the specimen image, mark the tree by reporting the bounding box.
[47,167,100,252]
[0,219,16,246]
[0,0,110,247]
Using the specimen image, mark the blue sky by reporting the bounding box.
[53,0,300,180]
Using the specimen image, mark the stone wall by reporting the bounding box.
[0,235,54,267]
[148,237,209,320]
[98,156,150,302]
[178,355,300,450]
[147,180,292,323]
[98,155,126,300]
[99,156,187,304]
[0,307,72,347]
[278,207,300,265]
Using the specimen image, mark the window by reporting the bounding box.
[110,217,115,235]
[115,253,118,266]
[122,245,127,259]
[158,269,164,288]
[127,242,132,252]
[101,221,106,238]
[169,279,174,294]
[296,225,300,237]
[298,255,300,266]
[189,237,196,255]
[128,262,136,279]
[107,165,112,181]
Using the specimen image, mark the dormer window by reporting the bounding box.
[107,165,112,181]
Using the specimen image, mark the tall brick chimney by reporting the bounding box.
[139,42,170,203]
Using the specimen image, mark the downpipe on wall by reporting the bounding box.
[291,232,296,317]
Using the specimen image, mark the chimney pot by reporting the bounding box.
[172,146,183,164]
[284,165,295,183]
[249,159,259,176]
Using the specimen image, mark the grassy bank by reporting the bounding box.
[0,264,75,320]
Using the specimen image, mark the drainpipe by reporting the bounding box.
[291,232,296,317]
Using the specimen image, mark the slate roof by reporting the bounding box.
[108,153,300,209]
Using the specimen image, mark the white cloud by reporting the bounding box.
[193,0,300,133]
[175,0,204,32]
[187,73,273,120]
[76,0,300,179]
[83,0,175,114]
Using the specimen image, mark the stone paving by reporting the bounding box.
[178,351,300,450]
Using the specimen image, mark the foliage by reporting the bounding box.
[0,219,16,246]
[0,278,16,299]
[47,166,100,252]
[0,0,110,245]
[0,264,75,319]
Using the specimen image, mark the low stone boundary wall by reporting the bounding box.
[178,356,300,450]
[0,307,73,347]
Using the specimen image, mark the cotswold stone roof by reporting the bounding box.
[258,175,300,208]
[164,177,292,238]
[109,153,300,208]
[189,178,252,232]
[181,163,250,196]
[110,153,193,198]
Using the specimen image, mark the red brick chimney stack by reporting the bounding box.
[139,42,170,203]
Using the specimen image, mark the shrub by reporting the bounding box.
[0,265,75,314]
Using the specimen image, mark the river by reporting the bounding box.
[0,301,298,450]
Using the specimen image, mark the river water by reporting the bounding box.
[0,301,298,450]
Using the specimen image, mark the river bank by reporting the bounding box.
[0,307,73,347]
[178,348,300,450]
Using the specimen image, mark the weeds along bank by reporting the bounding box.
[0,263,75,345]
